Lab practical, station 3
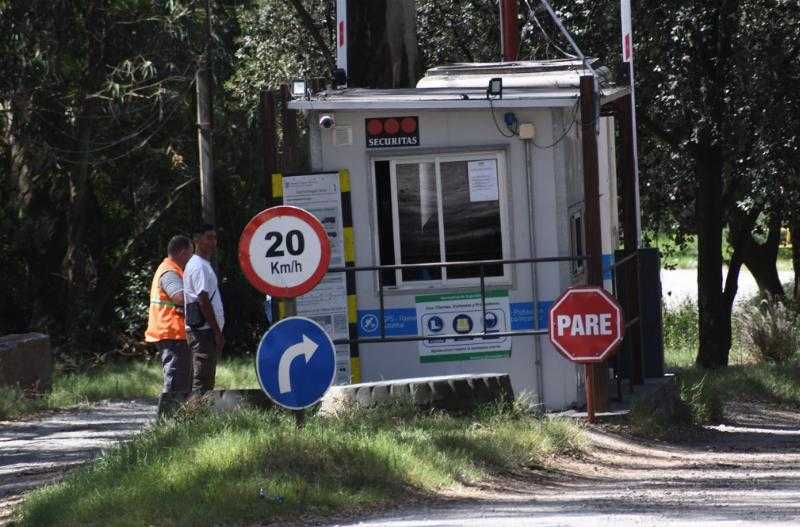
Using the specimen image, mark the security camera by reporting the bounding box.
[319,114,335,129]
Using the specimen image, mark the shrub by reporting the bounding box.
[739,297,800,364]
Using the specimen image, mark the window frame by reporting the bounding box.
[373,150,512,290]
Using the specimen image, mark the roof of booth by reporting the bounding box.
[288,59,628,111]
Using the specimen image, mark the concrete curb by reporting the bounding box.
[157,374,514,417]
[319,373,514,416]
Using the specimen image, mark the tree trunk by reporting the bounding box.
[695,144,728,369]
[740,213,785,299]
[721,250,743,364]
[347,0,417,88]
[62,0,106,349]
[792,217,800,302]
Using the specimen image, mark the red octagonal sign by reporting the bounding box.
[549,287,624,364]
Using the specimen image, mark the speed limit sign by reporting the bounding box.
[238,206,331,298]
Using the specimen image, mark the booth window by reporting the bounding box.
[570,209,585,275]
[374,153,509,287]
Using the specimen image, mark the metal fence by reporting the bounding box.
[325,255,587,347]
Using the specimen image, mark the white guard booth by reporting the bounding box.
[289,60,627,410]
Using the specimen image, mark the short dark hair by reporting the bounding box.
[167,235,192,257]
[193,223,215,240]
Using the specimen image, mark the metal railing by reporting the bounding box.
[608,249,643,388]
[325,255,587,346]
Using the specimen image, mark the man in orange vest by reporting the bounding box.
[145,235,194,393]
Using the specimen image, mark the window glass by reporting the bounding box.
[396,162,442,281]
[441,160,503,279]
[374,160,396,286]
[374,153,508,287]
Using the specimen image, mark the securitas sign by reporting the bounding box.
[365,116,419,148]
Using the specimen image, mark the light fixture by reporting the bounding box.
[290,79,307,98]
[487,77,503,99]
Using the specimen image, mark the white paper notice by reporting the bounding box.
[468,160,499,202]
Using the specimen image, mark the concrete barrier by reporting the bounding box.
[0,333,52,393]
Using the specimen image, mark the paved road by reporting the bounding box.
[0,401,156,524]
[331,402,800,527]
[661,268,793,307]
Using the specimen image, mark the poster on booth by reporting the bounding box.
[282,173,351,384]
[416,290,511,363]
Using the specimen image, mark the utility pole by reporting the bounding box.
[197,0,215,225]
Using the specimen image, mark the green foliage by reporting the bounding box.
[15,405,584,527]
[739,297,800,364]
[0,358,258,420]
[678,374,724,425]
[663,299,701,368]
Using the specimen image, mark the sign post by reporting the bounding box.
[549,287,624,422]
[240,206,335,418]
[238,205,331,298]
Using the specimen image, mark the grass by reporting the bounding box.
[649,296,800,434]
[0,357,258,421]
[650,232,793,271]
[14,401,585,527]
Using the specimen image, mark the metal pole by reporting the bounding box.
[586,363,596,423]
[480,263,487,334]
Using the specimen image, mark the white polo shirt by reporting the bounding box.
[183,254,224,331]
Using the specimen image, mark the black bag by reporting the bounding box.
[185,301,205,329]
[185,291,215,329]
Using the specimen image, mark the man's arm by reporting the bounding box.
[160,271,184,306]
[198,291,224,353]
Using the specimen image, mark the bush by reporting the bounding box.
[662,299,700,367]
[739,297,800,364]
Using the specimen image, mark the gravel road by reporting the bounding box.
[331,402,800,527]
[0,400,156,525]
[3,399,799,527]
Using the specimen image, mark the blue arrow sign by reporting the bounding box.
[256,317,336,410]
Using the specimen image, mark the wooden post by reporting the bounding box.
[499,0,519,61]
[616,94,644,386]
[580,75,608,415]
[196,68,215,225]
[280,84,298,172]
[262,90,277,201]
[196,0,215,225]
[586,363,596,423]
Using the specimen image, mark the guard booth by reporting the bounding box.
[284,60,633,410]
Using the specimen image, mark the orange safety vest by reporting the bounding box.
[145,258,186,342]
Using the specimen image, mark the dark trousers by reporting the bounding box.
[186,328,217,393]
[156,339,192,393]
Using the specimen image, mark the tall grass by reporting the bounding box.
[15,403,585,527]
[654,296,800,433]
[0,357,258,420]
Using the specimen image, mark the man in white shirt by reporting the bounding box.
[183,224,224,393]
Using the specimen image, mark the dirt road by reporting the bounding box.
[0,401,156,525]
[3,400,799,526]
[333,402,800,527]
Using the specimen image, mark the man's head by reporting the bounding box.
[167,235,194,268]
[193,223,217,258]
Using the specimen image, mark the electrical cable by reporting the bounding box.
[488,96,517,138]
[531,97,580,149]
[521,0,576,60]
